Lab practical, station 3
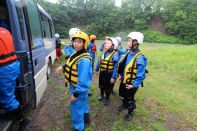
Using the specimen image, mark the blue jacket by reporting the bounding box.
[99,43,104,52]
[87,41,94,52]
[64,44,74,56]
[95,50,120,79]
[121,50,147,88]
[87,41,95,60]
[117,47,127,55]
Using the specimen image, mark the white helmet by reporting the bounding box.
[127,32,144,44]
[109,37,119,49]
[69,28,81,40]
[115,36,121,45]
[55,33,60,38]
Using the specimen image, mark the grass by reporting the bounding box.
[57,40,197,130]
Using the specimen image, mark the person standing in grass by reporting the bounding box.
[55,31,92,131]
[87,34,97,70]
[95,37,120,105]
[55,33,62,64]
[117,32,147,121]
[99,36,110,52]
[63,28,81,58]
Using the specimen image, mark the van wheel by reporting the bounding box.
[47,60,52,80]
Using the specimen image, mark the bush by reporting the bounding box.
[142,30,187,44]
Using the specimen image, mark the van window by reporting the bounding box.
[26,0,43,49]
[49,20,55,37]
[41,13,51,38]
[15,0,25,40]
[0,2,10,30]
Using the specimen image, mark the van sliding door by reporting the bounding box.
[22,0,47,105]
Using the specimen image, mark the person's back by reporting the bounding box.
[0,27,31,130]
[55,38,61,48]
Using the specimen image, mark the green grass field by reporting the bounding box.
[59,39,197,130]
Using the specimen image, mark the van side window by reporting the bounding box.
[15,1,25,40]
[26,0,42,49]
[49,20,55,37]
[40,13,51,38]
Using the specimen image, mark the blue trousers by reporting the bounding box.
[69,85,89,131]
[0,61,20,111]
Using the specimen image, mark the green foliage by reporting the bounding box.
[162,0,197,44]
[134,19,149,30]
[143,30,184,44]
[44,127,61,131]
[37,0,197,44]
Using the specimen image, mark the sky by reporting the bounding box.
[47,0,122,7]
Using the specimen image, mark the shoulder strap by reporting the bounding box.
[106,51,117,71]
[129,52,143,82]
[67,53,91,83]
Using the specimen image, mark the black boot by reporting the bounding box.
[124,112,134,121]
[98,88,104,101]
[98,95,104,101]
[118,99,127,112]
[11,107,31,131]
[118,104,126,112]
[104,99,110,105]
[84,113,90,125]
[88,93,92,96]
[18,117,32,131]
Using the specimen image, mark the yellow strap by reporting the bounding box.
[67,53,91,66]
[101,51,116,61]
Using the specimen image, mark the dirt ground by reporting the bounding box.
[26,67,122,131]
[25,66,196,131]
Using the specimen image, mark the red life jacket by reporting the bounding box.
[92,43,96,52]
[0,27,17,65]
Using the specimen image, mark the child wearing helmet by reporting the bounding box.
[55,31,92,131]
[115,36,128,55]
[117,32,147,121]
[55,33,62,64]
[110,36,124,95]
[63,28,80,58]
[95,37,120,105]
[87,34,97,70]
[99,36,110,52]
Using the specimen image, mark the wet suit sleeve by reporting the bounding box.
[95,54,102,72]
[132,56,147,88]
[118,48,127,55]
[73,58,92,96]
[111,53,120,79]
[100,43,104,52]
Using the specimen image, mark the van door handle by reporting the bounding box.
[34,59,38,66]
